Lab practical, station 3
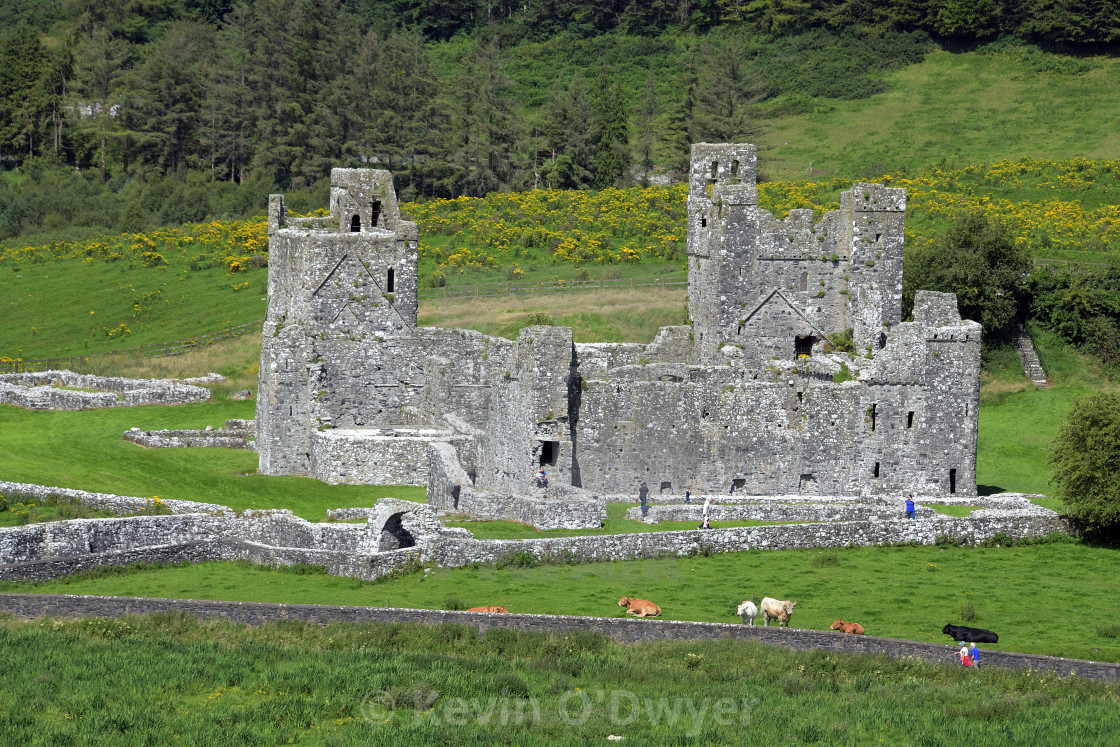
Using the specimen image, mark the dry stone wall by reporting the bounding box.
[2,595,1114,681]
[0,371,209,409]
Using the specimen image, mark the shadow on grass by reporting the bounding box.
[977,485,1007,496]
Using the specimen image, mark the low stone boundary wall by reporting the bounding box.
[432,513,1071,567]
[0,594,1115,682]
[0,370,209,409]
[628,503,937,522]
[0,480,231,515]
[0,540,420,583]
[123,419,255,450]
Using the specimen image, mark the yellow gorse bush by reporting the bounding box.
[2,159,1116,275]
[0,218,270,273]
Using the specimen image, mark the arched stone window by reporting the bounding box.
[350,215,361,232]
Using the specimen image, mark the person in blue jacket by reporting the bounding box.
[969,643,981,667]
[905,494,916,519]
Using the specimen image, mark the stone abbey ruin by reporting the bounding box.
[256,143,981,526]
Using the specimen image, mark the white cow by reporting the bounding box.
[737,600,758,625]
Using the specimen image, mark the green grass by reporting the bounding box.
[2,611,1118,745]
[759,48,1120,180]
[0,258,268,359]
[0,402,422,521]
[6,538,1118,663]
[976,328,1119,508]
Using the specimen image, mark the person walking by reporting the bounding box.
[639,482,649,518]
[702,496,713,528]
[685,487,691,505]
[905,494,916,519]
[969,643,980,668]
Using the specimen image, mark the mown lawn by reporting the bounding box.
[6,539,1119,663]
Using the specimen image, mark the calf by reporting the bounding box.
[618,596,661,617]
[830,619,865,635]
[760,597,796,627]
[942,624,998,643]
[737,600,758,625]
[466,605,508,613]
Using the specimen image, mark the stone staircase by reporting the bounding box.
[1012,323,1049,389]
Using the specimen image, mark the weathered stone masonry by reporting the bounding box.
[256,145,981,528]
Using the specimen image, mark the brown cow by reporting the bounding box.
[466,605,508,613]
[618,597,661,617]
[830,619,865,635]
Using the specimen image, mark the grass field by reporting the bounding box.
[3,612,1118,746]
[759,48,1120,180]
[5,538,1118,663]
[0,399,422,521]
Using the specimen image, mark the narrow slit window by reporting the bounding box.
[873,461,880,478]
[796,391,803,404]
[370,201,382,227]
[710,161,718,180]
[869,403,877,431]
[949,468,957,494]
[701,216,707,227]
[387,267,395,293]
[907,411,914,428]
[799,272,808,292]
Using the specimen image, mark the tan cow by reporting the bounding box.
[618,597,661,617]
[760,597,796,627]
[466,605,508,613]
[830,619,865,635]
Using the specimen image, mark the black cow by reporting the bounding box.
[942,624,998,643]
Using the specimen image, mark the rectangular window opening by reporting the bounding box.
[907,411,914,429]
[869,403,877,431]
[873,462,880,478]
[659,481,672,494]
[949,468,957,494]
[370,200,382,227]
[731,478,746,494]
[387,267,395,293]
[539,441,559,466]
[795,335,815,356]
[796,391,803,404]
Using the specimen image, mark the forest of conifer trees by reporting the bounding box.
[0,0,1116,241]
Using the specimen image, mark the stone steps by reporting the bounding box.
[1012,323,1049,389]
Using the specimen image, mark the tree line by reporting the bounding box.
[1,0,1115,211]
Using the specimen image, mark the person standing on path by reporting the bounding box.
[685,487,691,505]
[905,494,916,519]
[703,496,712,528]
[969,643,980,668]
[639,482,649,518]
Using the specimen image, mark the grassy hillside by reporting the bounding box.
[759,47,1120,180]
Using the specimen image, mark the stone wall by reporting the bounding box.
[123,419,255,450]
[1,594,1115,682]
[0,371,209,409]
[628,502,937,522]
[428,439,604,529]
[0,480,230,515]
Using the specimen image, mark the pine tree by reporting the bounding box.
[590,71,630,189]
[633,71,661,187]
[201,2,255,181]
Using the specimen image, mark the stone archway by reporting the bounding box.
[378,512,416,551]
